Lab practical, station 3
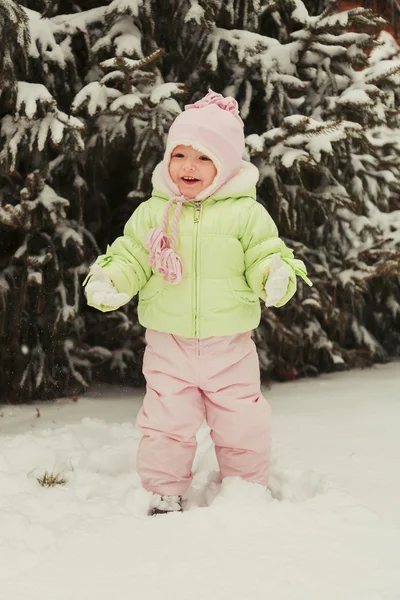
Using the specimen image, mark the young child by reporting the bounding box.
[84,90,312,515]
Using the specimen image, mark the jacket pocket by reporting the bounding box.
[139,275,165,304]
[228,277,259,305]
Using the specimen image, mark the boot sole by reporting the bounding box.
[149,507,183,516]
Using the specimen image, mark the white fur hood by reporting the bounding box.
[151,160,260,201]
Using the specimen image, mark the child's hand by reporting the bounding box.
[85,264,129,307]
[265,254,290,307]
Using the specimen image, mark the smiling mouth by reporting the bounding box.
[181,176,200,184]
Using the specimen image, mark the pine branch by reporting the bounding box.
[365,62,400,85]
[100,48,165,72]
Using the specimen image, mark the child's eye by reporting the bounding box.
[200,156,211,161]
[172,153,184,158]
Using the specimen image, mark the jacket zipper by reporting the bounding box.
[193,200,201,338]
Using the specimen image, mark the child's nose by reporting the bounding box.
[182,161,195,171]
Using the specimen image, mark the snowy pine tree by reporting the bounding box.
[0,1,105,400]
[154,0,400,377]
[1,0,399,400]
[240,1,400,375]
[357,29,400,355]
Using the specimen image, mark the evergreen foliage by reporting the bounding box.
[0,0,399,400]
[69,1,185,384]
[0,0,104,399]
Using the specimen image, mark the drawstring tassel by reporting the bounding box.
[146,194,187,285]
[157,248,183,283]
[146,227,168,269]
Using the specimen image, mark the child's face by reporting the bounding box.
[169,145,217,199]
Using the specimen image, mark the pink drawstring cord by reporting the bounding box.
[146,195,188,284]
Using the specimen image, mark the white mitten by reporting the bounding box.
[85,263,129,307]
[265,254,290,307]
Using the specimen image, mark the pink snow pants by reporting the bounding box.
[136,329,271,496]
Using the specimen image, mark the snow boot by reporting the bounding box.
[149,494,183,516]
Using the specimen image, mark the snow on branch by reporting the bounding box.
[92,19,143,58]
[109,93,143,113]
[72,82,121,116]
[206,26,303,104]
[100,48,164,72]
[37,185,69,225]
[0,0,30,76]
[110,348,135,376]
[63,339,89,388]
[106,0,144,18]
[51,7,107,28]
[149,82,186,105]
[261,116,362,166]
[291,1,310,24]
[23,7,66,67]
[370,31,400,64]
[208,27,278,66]
[184,1,205,26]
[364,60,400,86]
[337,89,374,106]
[0,268,12,296]
[1,87,84,172]
[15,82,56,118]
[41,226,83,267]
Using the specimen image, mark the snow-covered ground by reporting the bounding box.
[1,362,399,600]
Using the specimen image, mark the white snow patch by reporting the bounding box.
[24,7,66,67]
[184,0,205,25]
[338,89,374,106]
[72,82,121,116]
[0,364,399,599]
[16,82,55,119]
[150,82,183,104]
[110,93,142,112]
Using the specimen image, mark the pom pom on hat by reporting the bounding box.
[185,89,244,125]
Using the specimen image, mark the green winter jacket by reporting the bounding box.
[85,161,312,338]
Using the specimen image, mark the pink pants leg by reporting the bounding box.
[136,330,271,496]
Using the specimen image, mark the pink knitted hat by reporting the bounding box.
[146,90,245,285]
